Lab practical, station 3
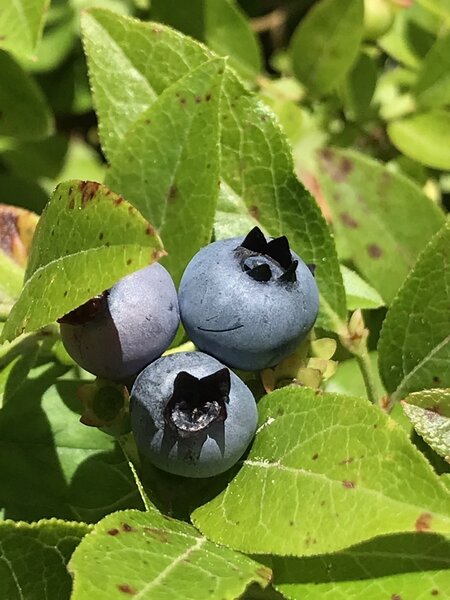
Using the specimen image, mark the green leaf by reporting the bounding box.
[0,519,89,600]
[0,253,23,316]
[317,148,445,304]
[0,340,40,407]
[388,111,450,171]
[214,182,262,240]
[1,180,164,342]
[0,50,53,140]
[415,0,450,23]
[290,0,364,95]
[69,509,271,600]
[325,351,385,400]
[204,0,262,80]
[0,0,49,58]
[340,265,384,311]
[193,387,450,556]
[82,10,347,331]
[415,32,450,109]
[337,51,377,121]
[272,532,450,599]
[402,389,450,462]
[105,58,224,285]
[378,222,450,399]
[0,364,143,521]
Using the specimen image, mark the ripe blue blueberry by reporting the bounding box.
[130,352,258,478]
[59,263,179,381]
[178,227,319,371]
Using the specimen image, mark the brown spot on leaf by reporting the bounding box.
[145,224,156,236]
[391,595,402,600]
[340,212,358,228]
[152,248,167,262]
[432,376,440,385]
[342,480,355,489]
[79,181,100,206]
[179,97,187,106]
[255,566,272,583]
[249,205,260,219]
[144,527,169,543]
[114,196,124,206]
[107,528,119,536]
[117,584,137,595]
[415,512,432,532]
[318,149,353,182]
[122,523,134,532]
[205,93,212,101]
[68,197,75,209]
[339,457,354,465]
[312,453,319,460]
[195,95,202,103]
[431,590,439,596]
[99,232,104,241]
[168,185,178,202]
[367,244,383,259]
[126,259,132,265]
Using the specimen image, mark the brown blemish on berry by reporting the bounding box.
[255,566,272,583]
[168,185,178,202]
[367,244,382,259]
[342,480,355,489]
[79,181,100,205]
[415,512,432,532]
[117,584,137,595]
[340,212,358,228]
[144,527,169,543]
[107,528,120,536]
[122,523,134,532]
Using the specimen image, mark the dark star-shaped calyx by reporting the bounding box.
[164,368,230,438]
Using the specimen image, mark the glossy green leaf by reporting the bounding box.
[290,0,364,95]
[69,509,271,600]
[204,0,262,80]
[403,389,450,462]
[82,10,347,331]
[337,51,377,120]
[388,111,450,171]
[0,0,49,58]
[0,50,53,140]
[0,364,143,521]
[272,532,450,600]
[378,222,450,399]
[341,265,384,311]
[0,519,89,600]
[317,148,445,303]
[106,59,223,285]
[1,180,164,342]
[415,33,450,108]
[192,387,450,556]
[214,182,261,240]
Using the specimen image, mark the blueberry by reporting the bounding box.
[130,352,258,478]
[178,227,319,371]
[59,263,179,380]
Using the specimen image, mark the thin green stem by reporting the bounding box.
[354,346,379,406]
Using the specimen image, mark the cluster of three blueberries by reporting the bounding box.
[59,227,319,478]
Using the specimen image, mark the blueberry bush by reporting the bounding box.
[0,1,449,599]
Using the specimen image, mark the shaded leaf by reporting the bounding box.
[272,532,450,600]
[0,50,53,140]
[340,265,384,311]
[415,32,450,108]
[403,389,450,462]
[69,509,271,600]
[337,51,377,120]
[415,0,450,23]
[317,148,445,303]
[1,180,163,342]
[325,351,385,401]
[192,387,450,556]
[106,58,224,285]
[0,519,89,600]
[0,0,49,58]
[378,222,450,399]
[290,0,364,95]
[388,110,450,171]
[0,364,143,522]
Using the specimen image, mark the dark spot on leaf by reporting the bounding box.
[128,206,135,214]
[114,197,124,206]
[432,376,440,384]
[340,212,358,228]
[152,248,166,261]
[68,197,75,209]
[145,119,151,124]
[79,181,100,205]
[320,500,326,506]
[312,453,319,460]
[195,95,202,103]
[63,291,68,297]
[127,259,132,265]
[373,423,378,429]
[339,457,354,465]
[431,590,439,596]
[342,480,355,489]
[367,244,383,259]
[205,93,212,101]
[319,149,353,182]
[289,520,295,526]
[168,185,178,202]
[249,205,260,219]
[145,224,156,236]
[415,513,432,532]
[106,241,110,247]
[255,566,272,583]
[107,528,120,536]
[179,97,187,106]
[99,232,104,241]
[117,584,137,595]
[276,407,284,416]
[144,527,169,543]
[122,523,133,532]
[391,595,402,600]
